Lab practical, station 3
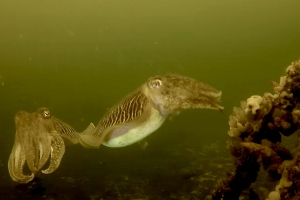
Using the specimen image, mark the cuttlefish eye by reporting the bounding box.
[42,110,51,119]
[149,78,162,89]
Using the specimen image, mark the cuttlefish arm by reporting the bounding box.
[40,116,77,174]
[42,132,65,174]
[8,141,34,183]
[79,74,223,148]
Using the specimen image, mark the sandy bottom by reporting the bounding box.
[0,140,275,200]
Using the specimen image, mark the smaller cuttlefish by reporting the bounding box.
[8,107,79,184]
[79,74,224,148]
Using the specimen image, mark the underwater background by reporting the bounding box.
[0,0,300,199]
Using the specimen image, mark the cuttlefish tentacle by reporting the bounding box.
[42,132,65,174]
[8,142,34,183]
[8,107,79,184]
[79,73,223,149]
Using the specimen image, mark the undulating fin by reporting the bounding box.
[53,117,79,144]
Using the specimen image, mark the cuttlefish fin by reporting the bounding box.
[41,133,65,174]
[8,142,34,183]
[78,123,103,148]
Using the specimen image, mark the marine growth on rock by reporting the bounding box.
[211,60,300,200]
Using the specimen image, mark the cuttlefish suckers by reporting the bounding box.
[79,74,224,148]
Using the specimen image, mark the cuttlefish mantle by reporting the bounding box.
[8,107,79,184]
[79,74,224,148]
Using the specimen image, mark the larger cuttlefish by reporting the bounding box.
[8,107,79,184]
[79,74,224,148]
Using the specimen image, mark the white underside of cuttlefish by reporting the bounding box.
[8,108,78,184]
[102,105,166,147]
[79,74,224,149]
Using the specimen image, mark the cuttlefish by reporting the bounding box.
[8,107,79,184]
[79,74,224,148]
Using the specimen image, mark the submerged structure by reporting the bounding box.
[211,60,300,200]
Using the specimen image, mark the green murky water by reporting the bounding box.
[0,0,300,199]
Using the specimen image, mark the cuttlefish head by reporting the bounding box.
[8,107,66,183]
[142,74,224,117]
[14,107,55,174]
[9,107,77,183]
